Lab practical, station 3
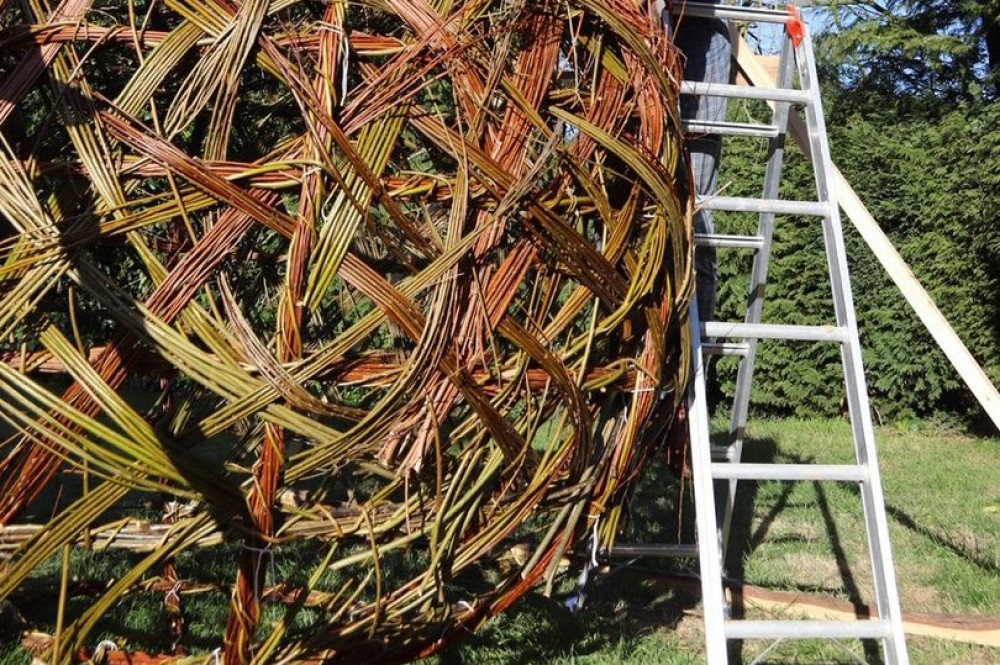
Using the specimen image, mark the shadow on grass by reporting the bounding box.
[429,456,701,664]
[726,440,891,664]
[860,493,1000,576]
[434,569,699,665]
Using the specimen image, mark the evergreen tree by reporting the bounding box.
[822,1,1000,102]
[710,4,1000,423]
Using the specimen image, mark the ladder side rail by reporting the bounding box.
[687,299,729,664]
[795,28,910,665]
[720,32,797,552]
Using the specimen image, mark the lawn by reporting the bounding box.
[2,418,998,664]
[429,418,1000,664]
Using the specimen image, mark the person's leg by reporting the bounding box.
[675,14,731,324]
[663,11,733,481]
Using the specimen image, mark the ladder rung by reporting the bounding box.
[694,233,765,250]
[683,120,780,139]
[725,620,892,641]
[696,195,829,217]
[701,342,750,357]
[681,81,811,105]
[702,322,848,343]
[607,544,698,558]
[672,2,798,25]
[681,17,911,661]
[711,464,869,482]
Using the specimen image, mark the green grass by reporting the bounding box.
[735,419,1000,615]
[431,417,1000,664]
[717,418,1000,664]
[2,418,999,664]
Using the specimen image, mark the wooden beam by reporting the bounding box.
[736,54,779,86]
[638,571,1000,648]
[728,581,1000,648]
[731,34,1000,432]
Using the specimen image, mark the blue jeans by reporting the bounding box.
[669,5,731,322]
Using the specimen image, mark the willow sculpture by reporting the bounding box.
[0,0,692,660]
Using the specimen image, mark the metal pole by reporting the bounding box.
[687,299,729,664]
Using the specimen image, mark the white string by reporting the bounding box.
[341,29,349,104]
[314,21,349,103]
[165,579,183,604]
[589,517,600,568]
[164,500,181,520]
[566,516,602,612]
[96,640,118,652]
[321,22,350,104]
[210,647,221,665]
[242,543,274,601]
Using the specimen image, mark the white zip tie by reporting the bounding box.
[210,647,221,664]
[96,640,118,652]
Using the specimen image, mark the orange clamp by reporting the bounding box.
[785,5,805,48]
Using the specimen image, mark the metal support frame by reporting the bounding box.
[794,23,910,665]
[664,3,911,663]
[687,298,729,664]
[720,29,797,551]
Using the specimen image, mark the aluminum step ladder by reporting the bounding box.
[628,3,909,663]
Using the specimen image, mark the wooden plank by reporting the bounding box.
[622,570,1000,648]
[736,54,779,86]
[731,34,1000,433]
[731,582,1000,648]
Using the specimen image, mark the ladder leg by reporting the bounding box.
[688,300,728,664]
[795,29,910,665]
[720,34,796,554]
[654,7,908,662]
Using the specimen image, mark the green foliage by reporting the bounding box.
[712,95,1000,420]
[705,4,1000,422]
[833,102,1000,420]
[819,0,1000,103]
[711,109,842,417]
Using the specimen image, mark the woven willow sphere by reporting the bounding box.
[0,0,691,661]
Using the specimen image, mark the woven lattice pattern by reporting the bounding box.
[0,0,690,661]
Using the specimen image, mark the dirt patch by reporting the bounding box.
[672,610,706,654]
[903,584,943,613]
[767,515,824,545]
